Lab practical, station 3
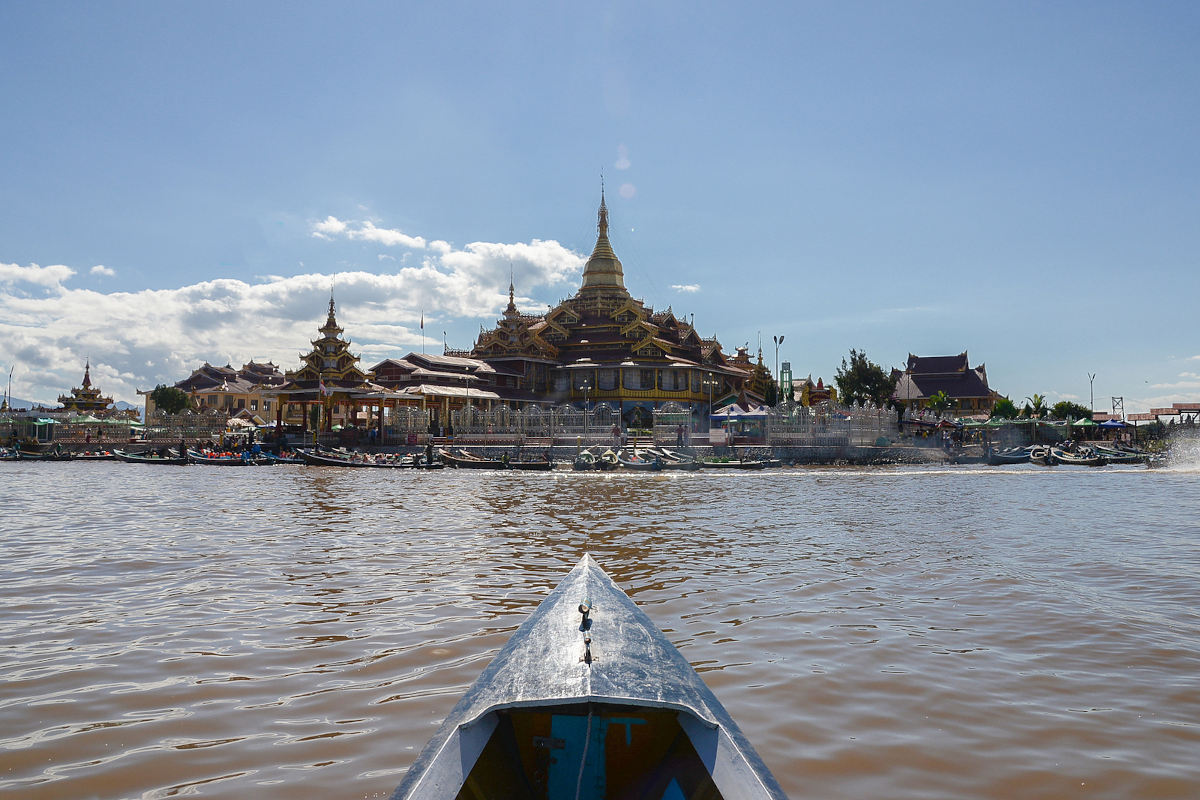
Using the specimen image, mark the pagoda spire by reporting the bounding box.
[577,185,627,296]
[320,288,343,337]
[82,358,92,388]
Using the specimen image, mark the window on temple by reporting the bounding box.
[640,369,654,389]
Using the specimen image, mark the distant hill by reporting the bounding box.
[1,396,43,411]
[3,397,143,417]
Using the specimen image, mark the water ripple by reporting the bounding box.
[1,462,1198,798]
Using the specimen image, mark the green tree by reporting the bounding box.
[927,390,952,413]
[1051,400,1092,421]
[991,397,1019,419]
[150,384,192,415]
[764,378,779,407]
[835,349,897,407]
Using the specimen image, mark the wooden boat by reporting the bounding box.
[297,448,409,468]
[986,446,1031,466]
[617,450,663,471]
[74,450,116,460]
[439,448,509,469]
[390,555,787,800]
[508,454,555,471]
[1050,447,1107,467]
[1093,445,1147,465]
[645,447,703,471]
[573,450,598,470]
[114,449,188,465]
[262,451,305,465]
[188,450,272,466]
[701,457,767,470]
[16,447,74,461]
[1028,445,1055,466]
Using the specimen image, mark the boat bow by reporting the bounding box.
[393,554,786,799]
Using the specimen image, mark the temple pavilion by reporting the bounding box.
[269,294,392,432]
[469,192,751,427]
[57,360,131,418]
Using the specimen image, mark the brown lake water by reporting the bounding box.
[2,459,1199,799]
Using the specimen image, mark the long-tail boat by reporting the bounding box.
[390,555,788,800]
[438,448,509,469]
[297,448,410,468]
[113,449,188,465]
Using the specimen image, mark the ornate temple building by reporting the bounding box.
[891,351,1001,416]
[163,360,286,422]
[57,360,114,414]
[469,192,751,425]
[53,360,139,420]
[269,294,388,431]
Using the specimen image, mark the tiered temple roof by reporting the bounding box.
[470,191,747,410]
[58,360,115,414]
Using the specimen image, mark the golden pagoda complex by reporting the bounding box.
[470,192,750,427]
[58,360,135,419]
[269,294,390,432]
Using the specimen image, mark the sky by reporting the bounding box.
[2,1,1198,414]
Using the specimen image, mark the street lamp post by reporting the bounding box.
[1088,372,1096,414]
[773,334,785,404]
[704,372,717,435]
[582,378,590,439]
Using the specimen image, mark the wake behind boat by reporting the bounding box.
[390,555,787,800]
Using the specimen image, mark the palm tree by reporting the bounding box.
[1025,393,1048,418]
[927,390,952,414]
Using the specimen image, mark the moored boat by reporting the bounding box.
[114,449,188,465]
[1050,447,1107,466]
[1028,445,1055,466]
[645,447,703,471]
[438,448,509,469]
[297,448,410,468]
[16,446,74,461]
[986,446,1031,466]
[616,450,663,471]
[188,451,273,465]
[702,457,767,470]
[390,555,787,800]
[1093,445,1148,465]
[74,450,116,460]
[508,453,555,471]
[262,451,305,465]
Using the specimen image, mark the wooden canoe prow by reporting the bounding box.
[392,555,787,800]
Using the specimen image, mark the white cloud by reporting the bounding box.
[619,183,636,199]
[313,216,428,249]
[0,226,585,407]
[0,261,75,289]
[350,220,426,249]
[311,215,348,239]
[672,284,701,293]
[90,264,116,277]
